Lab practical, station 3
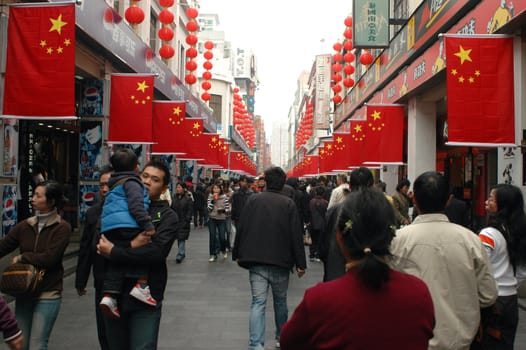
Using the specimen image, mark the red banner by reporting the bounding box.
[152,101,186,154]
[445,35,515,146]
[109,74,155,143]
[198,133,221,167]
[364,104,405,164]
[348,120,367,167]
[3,4,76,119]
[177,118,205,160]
[331,132,352,171]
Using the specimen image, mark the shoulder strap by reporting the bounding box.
[110,176,141,191]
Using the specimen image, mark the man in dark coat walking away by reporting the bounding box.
[231,175,254,230]
[233,166,307,350]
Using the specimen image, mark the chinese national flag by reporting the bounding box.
[331,132,352,171]
[152,101,186,154]
[177,118,205,160]
[198,133,220,166]
[230,151,245,172]
[303,155,319,176]
[109,74,155,143]
[364,104,404,164]
[445,35,515,146]
[218,139,230,169]
[3,4,76,119]
[319,141,333,174]
[348,120,367,167]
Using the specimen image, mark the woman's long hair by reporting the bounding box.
[487,184,526,269]
[336,188,396,289]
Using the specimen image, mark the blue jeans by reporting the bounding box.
[248,265,290,350]
[15,298,62,350]
[208,218,227,256]
[104,306,162,350]
[177,239,186,258]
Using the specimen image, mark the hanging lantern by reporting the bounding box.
[343,29,353,39]
[333,53,343,63]
[344,40,353,51]
[159,45,175,59]
[343,65,355,75]
[185,34,198,46]
[332,84,342,93]
[203,71,212,80]
[333,74,342,83]
[201,81,212,90]
[185,74,196,84]
[203,61,213,70]
[203,51,213,60]
[204,41,214,50]
[186,21,199,32]
[333,95,342,104]
[344,16,353,27]
[185,47,198,58]
[186,7,199,19]
[158,9,174,24]
[185,60,197,71]
[343,52,355,63]
[201,92,211,101]
[125,5,144,25]
[159,0,174,6]
[332,63,342,72]
[343,78,355,88]
[359,50,374,65]
[158,27,174,41]
[333,42,342,52]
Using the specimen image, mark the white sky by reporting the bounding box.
[197,0,352,138]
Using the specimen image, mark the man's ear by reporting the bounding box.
[412,196,422,215]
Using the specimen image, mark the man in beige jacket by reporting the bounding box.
[390,171,497,350]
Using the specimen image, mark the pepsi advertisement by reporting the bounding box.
[79,80,103,116]
[1,185,17,237]
[79,184,98,222]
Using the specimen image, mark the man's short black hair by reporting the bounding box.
[413,171,448,213]
[264,166,286,191]
[143,160,171,186]
[239,175,249,182]
[110,148,138,172]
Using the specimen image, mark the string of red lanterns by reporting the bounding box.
[331,42,343,104]
[158,0,175,59]
[342,16,355,89]
[201,41,214,101]
[232,88,255,149]
[184,7,199,85]
[125,0,145,28]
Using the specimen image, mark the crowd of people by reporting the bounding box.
[2,158,526,349]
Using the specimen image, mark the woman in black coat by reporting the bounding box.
[172,182,193,263]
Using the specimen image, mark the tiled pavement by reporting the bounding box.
[3,225,526,349]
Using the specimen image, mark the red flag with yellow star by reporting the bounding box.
[364,104,405,164]
[197,133,221,167]
[348,119,367,167]
[152,101,187,154]
[445,35,515,146]
[331,132,352,171]
[108,74,155,143]
[177,118,205,160]
[2,4,76,119]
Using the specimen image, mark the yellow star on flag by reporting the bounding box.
[49,14,67,35]
[371,110,381,120]
[336,137,343,143]
[137,81,149,93]
[173,107,182,115]
[354,124,362,133]
[193,122,200,129]
[454,45,472,65]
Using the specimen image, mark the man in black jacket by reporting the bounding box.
[97,160,179,350]
[75,165,113,350]
[233,166,306,350]
[231,175,253,229]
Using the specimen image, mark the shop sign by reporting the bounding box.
[353,0,389,48]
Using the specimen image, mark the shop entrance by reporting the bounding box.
[17,120,79,229]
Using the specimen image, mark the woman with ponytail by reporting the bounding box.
[478,184,526,349]
[280,188,434,349]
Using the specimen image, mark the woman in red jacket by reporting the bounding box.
[280,188,435,349]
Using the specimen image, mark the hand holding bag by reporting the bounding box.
[0,263,45,297]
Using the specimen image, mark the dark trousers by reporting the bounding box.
[308,228,322,258]
[95,286,110,350]
[103,228,148,294]
[475,294,518,350]
[103,305,162,350]
[193,207,205,227]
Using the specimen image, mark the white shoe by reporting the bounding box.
[100,295,120,318]
[208,256,217,262]
[129,284,157,306]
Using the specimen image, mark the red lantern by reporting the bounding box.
[344,16,353,27]
[204,41,214,50]
[343,53,355,63]
[158,9,174,24]
[333,74,342,83]
[333,53,343,63]
[159,45,175,59]
[333,42,342,52]
[186,7,199,19]
[333,95,342,104]
[343,64,355,75]
[185,47,198,58]
[201,81,211,90]
[203,71,212,80]
[125,6,145,24]
[233,87,240,93]
[158,27,174,41]
[203,51,213,60]
[185,34,198,46]
[201,92,211,101]
[344,40,353,51]
[332,84,342,93]
[203,61,213,70]
[186,21,199,32]
[343,29,353,39]
[359,51,374,65]
[159,0,174,7]
[332,63,342,72]
[185,74,196,85]
[185,60,197,71]
[343,78,355,88]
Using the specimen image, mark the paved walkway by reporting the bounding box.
[3,225,526,349]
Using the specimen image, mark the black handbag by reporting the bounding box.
[0,263,45,297]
